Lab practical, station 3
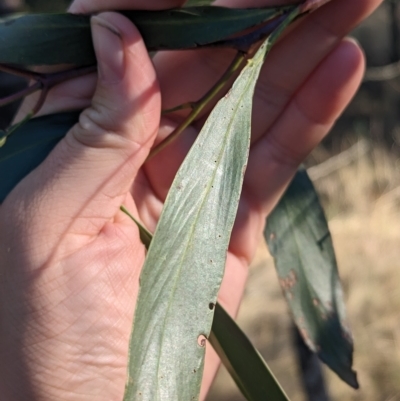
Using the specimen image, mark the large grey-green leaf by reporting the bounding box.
[0,111,80,202]
[265,168,358,389]
[210,303,290,401]
[122,31,277,401]
[0,6,292,65]
[120,209,290,401]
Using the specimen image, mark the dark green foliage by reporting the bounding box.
[265,168,358,389]
[210,303,290,401]
[0,6,292,65]
[0,111,79,202]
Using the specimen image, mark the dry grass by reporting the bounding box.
[207,144,400,401]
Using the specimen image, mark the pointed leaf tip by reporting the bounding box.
[265,168,358,389]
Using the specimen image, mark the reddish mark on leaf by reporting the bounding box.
[279,270,297,292]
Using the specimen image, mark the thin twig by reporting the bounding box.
[32,87,49,115]
[0,64,41,80]
[0,81,41,107]
[0,64,97,109]
[0,111,33,147]
[148,51,247,159]
[0,64,97,145]
[307,139,369,180]
[210,12,291,52]
[162,102,195,115]
[364,60,400,82]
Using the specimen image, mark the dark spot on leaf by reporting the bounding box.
[193,369,197,373]
[209,303,215,310]
[317,232,330,250]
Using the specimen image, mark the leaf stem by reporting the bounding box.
[162,102,195,115]
[148,51,247,159]
[210,9,292,52]
[0,64,41,80]
[0,64,96,109]
[0,81,41,108]
[0,111,33,147]
[0,64,96,145]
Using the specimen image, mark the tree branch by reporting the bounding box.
[364,60,400,82]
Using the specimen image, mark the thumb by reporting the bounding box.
[7,12,160,238]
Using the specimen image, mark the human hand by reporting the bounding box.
[0,0,382,400]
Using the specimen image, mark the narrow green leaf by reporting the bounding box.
[0,111,80,202]
[121,208,289,401]
[210,303,290,401]
[122,26,278,401]
[120,206,153,249]
[184,0,216,6]
[0,6,292,65]
[265,168,359,389]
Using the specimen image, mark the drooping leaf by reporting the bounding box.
[0,111,79,202]
[120,208,290,401]
[210,303,290,401]
[265,168,359,389]
[0,6,293,65]
[122,22,287,401]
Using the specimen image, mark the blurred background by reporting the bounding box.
[1,1,399,400]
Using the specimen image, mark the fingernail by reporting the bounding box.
[91,16,125,84]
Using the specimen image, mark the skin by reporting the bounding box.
[0,0,382,400]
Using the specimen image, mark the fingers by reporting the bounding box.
[245,38,365,213]
[246,0,381,141]
[15,0,186,119]
[5,12,160,245]
[154,0,381,121]
[200,253,249,400]
[216,0,295,5]
[69,0,185,13]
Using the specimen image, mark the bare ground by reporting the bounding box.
[207,146,400,401]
